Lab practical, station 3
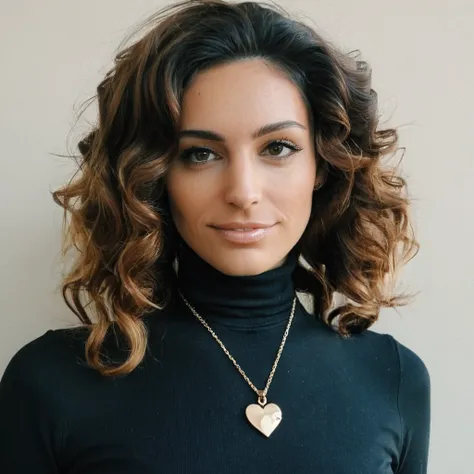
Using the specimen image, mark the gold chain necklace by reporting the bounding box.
[178,290,297,438]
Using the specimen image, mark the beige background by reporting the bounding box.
[1,1,473,472]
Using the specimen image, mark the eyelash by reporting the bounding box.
[178,138,303,166]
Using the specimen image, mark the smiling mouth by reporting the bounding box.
[211,222,275,230]
[210,224,276,244]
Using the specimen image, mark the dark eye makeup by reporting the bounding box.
[178,138,304,166]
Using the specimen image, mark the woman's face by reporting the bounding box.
[166,58,318,276]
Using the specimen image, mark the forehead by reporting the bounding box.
[179,59,310,137]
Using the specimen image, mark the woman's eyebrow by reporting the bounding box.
[177,120,306,142]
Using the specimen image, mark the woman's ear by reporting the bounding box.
[314,163,328,191]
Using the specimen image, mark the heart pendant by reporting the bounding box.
[245,402,282,438]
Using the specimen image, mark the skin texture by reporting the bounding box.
[166,58,322,276]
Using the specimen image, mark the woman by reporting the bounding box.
[0,0,430,472]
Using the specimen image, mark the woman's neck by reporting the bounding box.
[174,241,298,329]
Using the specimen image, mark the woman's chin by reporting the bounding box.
[206,248,287,276]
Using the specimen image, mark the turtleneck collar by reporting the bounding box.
[174,241,299,329]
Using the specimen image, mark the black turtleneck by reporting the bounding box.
[174,240,299,329]
[0,244,431,474]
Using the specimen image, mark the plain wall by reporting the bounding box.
[1,1,473,473]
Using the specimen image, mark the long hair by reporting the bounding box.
[53,0,419,377]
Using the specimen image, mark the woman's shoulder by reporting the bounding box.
[1,313,168,386]
[382,332,431,384]
[303,303,430,382]
[0,326,91,421]
[348,325,429,368]
[1,326,89,387]
[355,329,431,400]
[329,325,431,388]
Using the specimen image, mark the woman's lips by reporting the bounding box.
[211,225,276,244]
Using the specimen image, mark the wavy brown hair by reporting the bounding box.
[53,0,419,377]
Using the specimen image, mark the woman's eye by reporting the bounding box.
[179,147,217,165]
[179,139,302,166]
[263,140,302,159]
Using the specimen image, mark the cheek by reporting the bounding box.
[275,164,315,218]
[166,170,187,222]
[279,186,313,219]
[166,170,209,224]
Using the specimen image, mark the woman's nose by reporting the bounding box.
[223,157,263,210]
